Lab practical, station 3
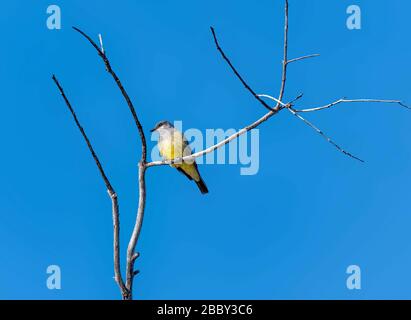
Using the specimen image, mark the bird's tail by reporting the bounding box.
[195,176,209,194]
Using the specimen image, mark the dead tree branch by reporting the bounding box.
[71,28,149,299]
[209,27,274,112]
[277,0,289,103]
[288,105,365,162]
[295,98,410,113]
[287,53,320,64]
[51,75,129,298]
[258,93,364,162]
[72,27,147,161]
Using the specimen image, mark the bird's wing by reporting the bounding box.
[176,167,193,180]
[172,129,192,158]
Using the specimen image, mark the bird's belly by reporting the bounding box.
[158,140,183,160]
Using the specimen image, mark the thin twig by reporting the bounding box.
[258,93,303,106]
[258,94,286,106]
[98,33,104,54]
[287,53,320,64]
[288,106,364,162]
[296,98,410,113]
[259,93,363,162]
[210,27,274,112]
[288,93,304,105]
[277,0,289,103]
[51,75,129,297]
[52,75,112,190]
[72,26,147,162]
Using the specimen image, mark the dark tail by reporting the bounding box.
[195,176,209,194]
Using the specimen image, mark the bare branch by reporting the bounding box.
[277,0,289,103]
[296,98,410,113]
[125,161,146,298]
[259,93,363,162]
[98,33,104,54]
[51,75,129,297]
[72,26,147,162]
[288,93,304,105]
[131,252,140,262]
[210,27,274,112]
[287,53,320,64]
[72,27,149,299]
[52,75,113,190]
[288,106,364,162]
[258,93,304,107]
[258,94,287,107]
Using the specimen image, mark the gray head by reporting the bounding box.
[150,120,174,133]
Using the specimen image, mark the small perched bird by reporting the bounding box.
[151,121,208,194]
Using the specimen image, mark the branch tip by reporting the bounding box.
[399,102,410,110]
[132,252,140,262]
[287,54,320,64]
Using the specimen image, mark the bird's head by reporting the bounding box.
[150,120,174,133]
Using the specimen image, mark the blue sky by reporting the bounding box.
[0,0,410,299]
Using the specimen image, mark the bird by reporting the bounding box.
[151,120,209,194]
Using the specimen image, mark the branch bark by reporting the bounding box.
[277,0,289,103]
[70,29,150,299]
[51,75,129,298]
[287,53,320,64]
[125,161,146,298]
[295,98,410,113]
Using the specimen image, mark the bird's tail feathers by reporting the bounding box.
[195,177,209,194]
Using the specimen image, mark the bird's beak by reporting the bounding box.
[150,127,156,132]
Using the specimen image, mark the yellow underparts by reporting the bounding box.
[158,135,200,182]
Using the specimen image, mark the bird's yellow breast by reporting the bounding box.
[157,130,200,181]
[158,132,185,160]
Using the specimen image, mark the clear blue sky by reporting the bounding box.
[0,0,410,299]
